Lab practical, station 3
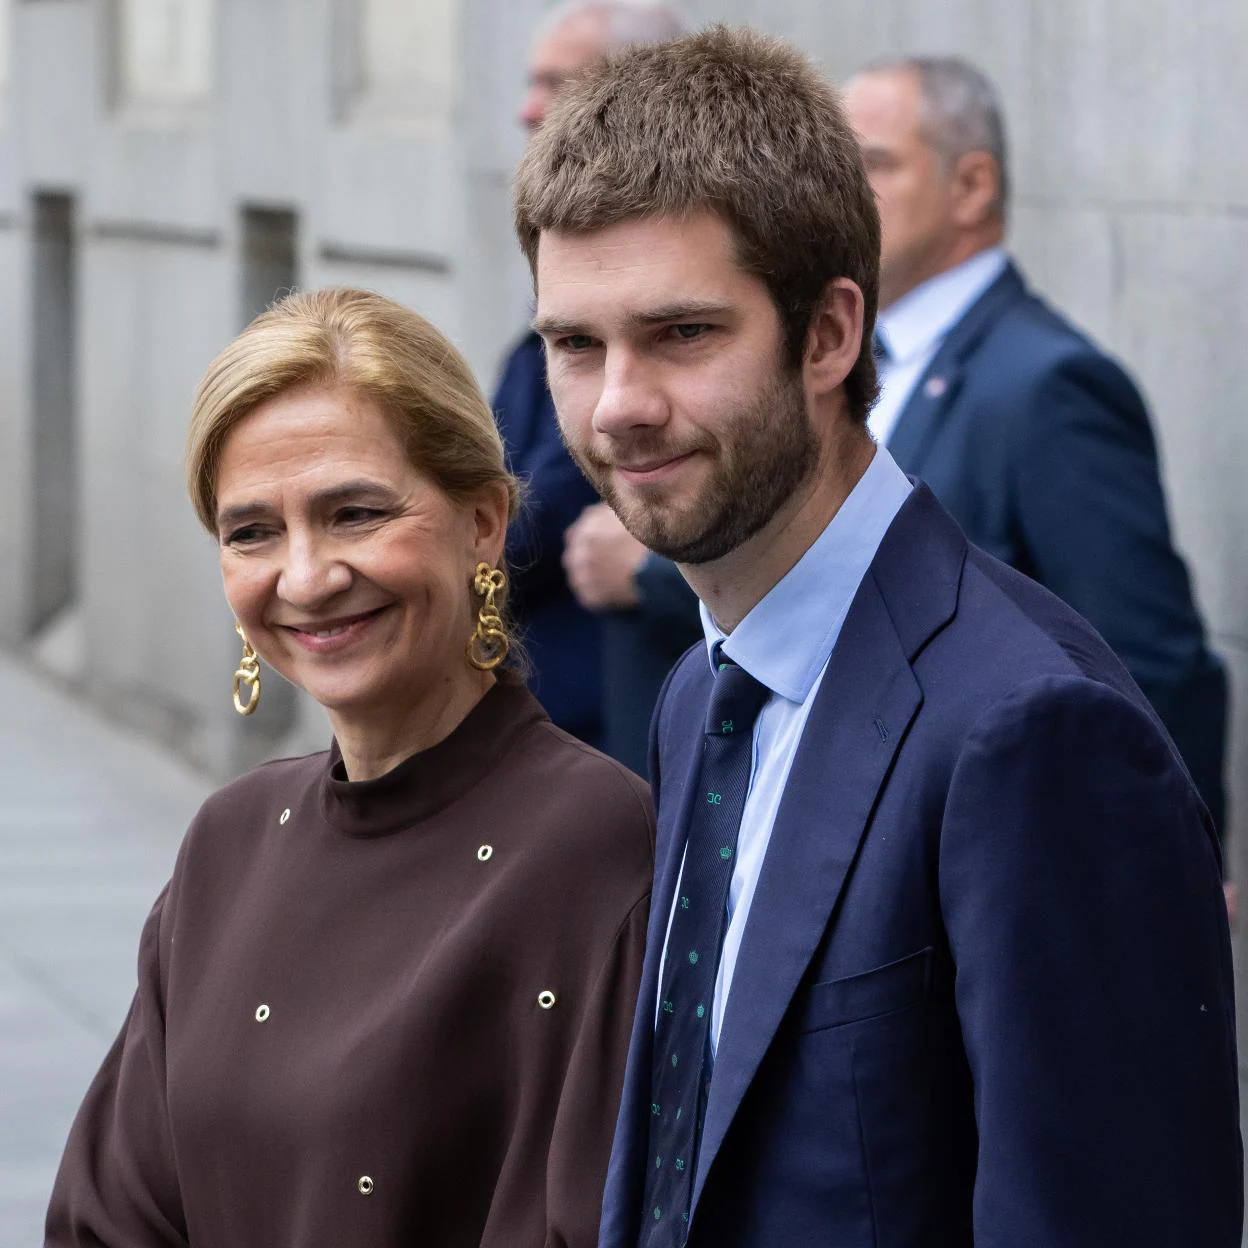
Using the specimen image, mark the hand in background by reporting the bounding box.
[563,503,648,610]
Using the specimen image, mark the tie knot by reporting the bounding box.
[705,658,769,737]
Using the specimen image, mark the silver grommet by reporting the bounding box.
[538,990,557,1010]
[255,1004,270,1022]
[357,1175,375,1196]
[477,845,493,862]
[279,808,290,825]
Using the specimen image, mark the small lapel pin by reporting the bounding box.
[924,375,948,399]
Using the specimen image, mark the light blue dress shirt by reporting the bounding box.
[656,445,913,1051]
[868,247,1009,447]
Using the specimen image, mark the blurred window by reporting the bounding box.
[117,0,213,107]
[336,0,458,130]
[0,0,9,114]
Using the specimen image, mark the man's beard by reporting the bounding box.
[570,367,819,565]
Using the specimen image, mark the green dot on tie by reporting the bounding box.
[655,1154,663,1169]
[662,999,674,1014]
[675,1157,685,1172]
[680,896,690,910]
[688,949,699,965]
[671,1052,679,1067]
[654,1206,662,1221]
[696,1003,705,1018]
[651,1102,661,1116]
[675,1106,682,1121]
[719,846,732,860]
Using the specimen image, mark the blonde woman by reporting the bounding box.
[46,289,653,1247]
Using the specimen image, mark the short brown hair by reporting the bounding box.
[186,288,522,651]
[514,25,881,420]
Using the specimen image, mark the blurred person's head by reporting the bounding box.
[518,0,688,133]
[514,27,879,583]
[186,289,519,744]
[844,55,1008,310]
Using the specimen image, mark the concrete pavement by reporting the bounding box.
[0,654,208,1246]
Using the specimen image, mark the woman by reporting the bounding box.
[46,289,654,1247]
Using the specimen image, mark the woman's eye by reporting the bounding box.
[224,525,266,546]
[337,507,384,525]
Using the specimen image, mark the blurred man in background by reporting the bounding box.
[845,56,1230,861]
[493,0,691,756]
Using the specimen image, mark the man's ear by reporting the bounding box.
[804,278,865,398]
[950,150,1002,228]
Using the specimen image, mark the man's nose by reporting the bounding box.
[518,85,549,132]
[592,350,668,438]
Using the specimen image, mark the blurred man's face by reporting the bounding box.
[844,70,960,309]
[518,12,609,134]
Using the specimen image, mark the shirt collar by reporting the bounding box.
[700,445,913,703]
[876,247,1008,365]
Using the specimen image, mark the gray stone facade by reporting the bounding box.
[1,0,1244,935]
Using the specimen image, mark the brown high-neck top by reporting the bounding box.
[46,680,654,1247]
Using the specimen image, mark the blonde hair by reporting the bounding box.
[186,288,523,658]
[187,287,518,531]
[514,26,881,420]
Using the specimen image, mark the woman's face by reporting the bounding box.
[214,384,508,724]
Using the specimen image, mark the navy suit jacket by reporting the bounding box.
[600,485,1240,1247]
[493,331,603,745]
[886,261,1227,832]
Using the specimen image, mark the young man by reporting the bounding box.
[515,26,1239,1248]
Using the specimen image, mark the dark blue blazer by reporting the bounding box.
[886,261,1227,832]
[600,485,1240,1247]
[493,331,603,745]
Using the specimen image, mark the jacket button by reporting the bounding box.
[357,1175,375,1196]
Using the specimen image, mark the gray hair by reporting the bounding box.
[862,54,1009,219]
[537,1,689,53]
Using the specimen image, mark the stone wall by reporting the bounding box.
[1,0,1244,1218]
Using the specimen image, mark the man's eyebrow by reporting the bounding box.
[216,480,400,531]
[532,301,733,338]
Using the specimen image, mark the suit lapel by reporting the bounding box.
[886,262,1027,474]
[688,485,967,1214]
[690,576,921,1208]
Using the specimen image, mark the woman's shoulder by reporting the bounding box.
[189,748,329,836]
[506,718,655,863]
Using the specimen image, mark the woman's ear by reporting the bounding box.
[472,480,512,568]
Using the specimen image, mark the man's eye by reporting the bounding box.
[558,334,597,352]
[671,323,711,341]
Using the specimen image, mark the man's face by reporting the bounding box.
[844,69,959,308]
[534,210,819,565]
[518,12,609,133]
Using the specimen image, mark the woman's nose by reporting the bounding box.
[276,534,352,608]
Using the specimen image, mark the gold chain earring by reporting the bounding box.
[232,622,261,716]
[467,563,509,671]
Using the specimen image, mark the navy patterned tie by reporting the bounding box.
[640,656,770,1247]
